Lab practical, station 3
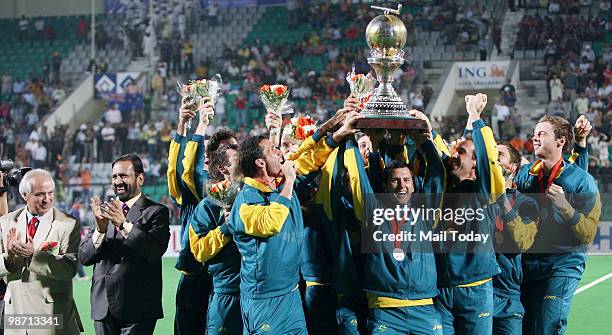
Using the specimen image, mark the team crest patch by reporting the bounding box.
[260,323,271,332]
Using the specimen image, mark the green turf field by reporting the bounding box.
[73,256,612,334]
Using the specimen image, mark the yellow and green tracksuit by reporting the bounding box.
[295,171,339,335]
[434,119,504,335]
[219,133,338,335]
[514,158,601,335]
[167,133,211,334]
[567,143,588,171]
[219,177,306,334]
[493,189,539,335]
[189,197,241,335]
[314,133,449,335]
[359,140,446,335]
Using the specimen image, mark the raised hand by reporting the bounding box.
[319,108,351,135]
[13,235,33,258]
[177,96,197,135]
[574,115,592,147]
[465,93,487,120]
[265,112,282,131]
[5,228,18,258]
[91,196,109,233]
[198,96,215,126]
[332,111,364,143]
[100,198,128,228]
[344,93,361,112]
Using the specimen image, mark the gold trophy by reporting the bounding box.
[357,4,428,130]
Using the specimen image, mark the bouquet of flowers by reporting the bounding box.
[206,179,241,209]
[282,115,317,144]
[177,74,223,130]
[260,84,290,115]
[346,66,376,109]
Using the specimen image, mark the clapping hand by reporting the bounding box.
[100,198,127,228]
[91,196,110,233]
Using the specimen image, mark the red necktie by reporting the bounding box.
[27,217,39,239]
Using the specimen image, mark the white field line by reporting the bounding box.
[575,271,612,295]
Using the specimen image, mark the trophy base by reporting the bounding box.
[356,116,429,130]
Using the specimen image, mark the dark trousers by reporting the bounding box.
[174,273,212,335]
[94,312,157,335]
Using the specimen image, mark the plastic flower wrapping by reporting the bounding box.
[260,84,290,114]
[346,66,376,108]
[176,74,223,128]
[205,179,241,209]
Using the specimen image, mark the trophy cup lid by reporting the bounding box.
[365,5,407,58]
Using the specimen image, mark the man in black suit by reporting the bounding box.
[79,154,170,335]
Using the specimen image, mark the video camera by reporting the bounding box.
[1,160,32,194]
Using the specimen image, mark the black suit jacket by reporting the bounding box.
[79,195,170,322]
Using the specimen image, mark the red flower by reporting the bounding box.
[210,185,219,193]
[274,85,287,96]
[295,127,307,140]
[260,85,270,92]
[297,117,315,127]
[352,74,364,81]
[40,241,59,252]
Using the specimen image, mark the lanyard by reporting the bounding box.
[391,218,404,249]
[538,158,563,192]
[495,191,518,232]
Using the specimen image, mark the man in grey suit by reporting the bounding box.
[0,169,83,335]
[79,154,170,335]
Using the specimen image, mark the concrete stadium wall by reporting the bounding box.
[0,0,105,18]
[43,74,94,131]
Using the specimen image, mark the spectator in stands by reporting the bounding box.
[207,1,218,26]
[52,52,62,85]
[410,89,425,112]
[95,24,109,51]
[575,92,590,117]
[18,15,29,41]
[52,84,66,104]
[143,32,155,66]
[550,74,564,102]
[563,68,579,102]
[1,73,11,99]
[12,77,26,96]
[493,98,510,138]
[145,124,158,160]
[478,35,488,61]
[100,123,115,162]
[77,17,89,41]
[544,39,557,66]
[3,126,15,160]
[44,22,55,40]
[171,41,182,75]
[104,104,122,125]
[182,40,194,74]
[27,136,47,169]
[492,25,502,55]
[34,16,44,41]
